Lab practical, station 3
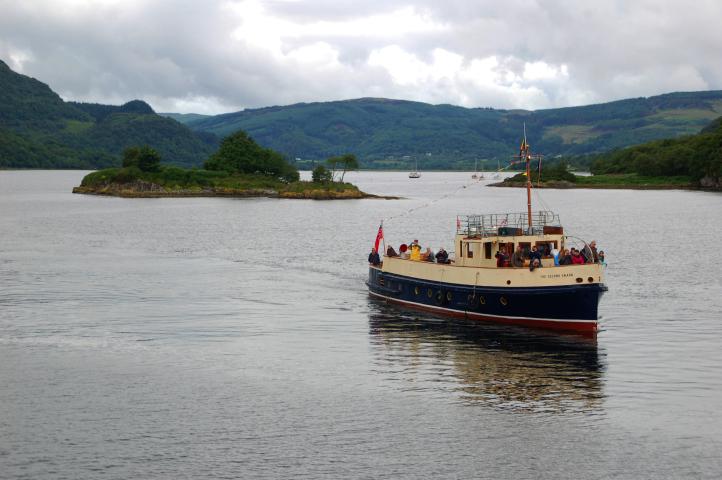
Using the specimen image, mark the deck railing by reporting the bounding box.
[457,211,561,237]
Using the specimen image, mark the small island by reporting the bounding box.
[73,130,387,199]
[490,169,696,190]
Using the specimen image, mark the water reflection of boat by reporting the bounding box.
[368,301,604,413]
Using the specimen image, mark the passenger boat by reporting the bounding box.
[367,133,607,334]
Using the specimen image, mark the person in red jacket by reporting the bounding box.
[495,250,508,267]
[571,248,585,264]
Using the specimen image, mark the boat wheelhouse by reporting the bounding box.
[368,131,606,334]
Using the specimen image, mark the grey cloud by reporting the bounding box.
[1,0,721,113]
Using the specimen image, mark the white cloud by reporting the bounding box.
[1,0,721,113]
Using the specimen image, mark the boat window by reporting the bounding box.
[459,241,463,258]
[484,242,492,259]
[536,240,557,257]
[519,242,531,257]
[466,242,474,258]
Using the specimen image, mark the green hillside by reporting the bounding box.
[0,60,216,169]
[185,93,722,169]
[159,112,211,124]
[589,115,722,187]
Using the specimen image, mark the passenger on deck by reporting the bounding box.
[589,240,599,263]
[422,247,435,262]
[435,248,449,264]
[558,249,572,265]
[495,250,508,267]
[529,257,542,271]
[410,240,422,261]
[368,248,381,266]
[399,244,409,260]
[571,248,586,264]
[511,245,524,268]
[598,250,607,266]
[551,245,560,265]
[386,245,398,257]
[529,245,542,265]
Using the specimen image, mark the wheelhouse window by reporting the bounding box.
[484,242,492,259]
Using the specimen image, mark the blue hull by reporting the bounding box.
[367,267,606,333]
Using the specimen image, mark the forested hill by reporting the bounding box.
[0,60,216,169]
[183,92,722,169]
[589,114,722,187]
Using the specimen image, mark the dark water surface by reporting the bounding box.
[1,170,721,479]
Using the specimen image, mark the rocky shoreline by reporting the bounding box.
[72,180,397,199]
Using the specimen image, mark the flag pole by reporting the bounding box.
[381,220,386,253]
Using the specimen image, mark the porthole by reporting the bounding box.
[506,280,511,285]
[479,296,486,306]
[414,286,420,295]
[427,288,433,298]
[587,277,594,283]
[576,277,583,283]
[499,296,508,306]
[446,292,453,302]
[467,294,475,304]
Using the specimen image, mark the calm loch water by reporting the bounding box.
[1,170,721,479]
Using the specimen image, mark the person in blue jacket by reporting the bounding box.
[368,248,381,266]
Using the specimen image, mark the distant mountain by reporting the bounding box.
[183,92,722,169]
[0,60,216,169]
[159,112,211,124]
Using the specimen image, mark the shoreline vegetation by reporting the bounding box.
[489,172,706,190]
[489,155,722,191]
[72,131,397,200]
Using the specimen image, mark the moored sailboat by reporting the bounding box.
[409,157,421,178]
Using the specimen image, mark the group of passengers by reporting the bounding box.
[494,240,606,270]
[370,239,606,269]
[369,239,451,265]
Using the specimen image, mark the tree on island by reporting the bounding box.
[122,145,161,172]
[311,165,333,183]
[326,153,359,182]
[204,130,299,182]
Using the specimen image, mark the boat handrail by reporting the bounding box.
[457,211,561,237]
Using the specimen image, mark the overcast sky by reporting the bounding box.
[2,0,721,114]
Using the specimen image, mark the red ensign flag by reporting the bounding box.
[373,223,383,251]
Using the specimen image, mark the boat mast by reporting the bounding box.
[522,124,532,231]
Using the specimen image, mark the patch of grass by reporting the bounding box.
[542,125,600,144]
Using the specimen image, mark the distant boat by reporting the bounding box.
[492,159,501,179]
[472,159,484,179]
[409,158,421,178]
